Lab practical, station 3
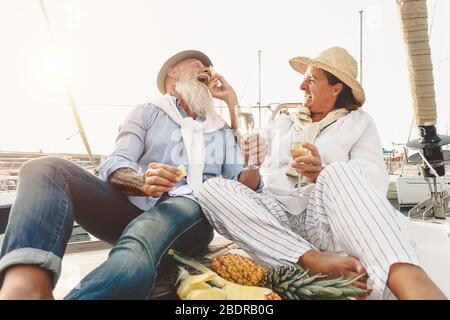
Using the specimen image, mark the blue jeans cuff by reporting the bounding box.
[0,248,62,287]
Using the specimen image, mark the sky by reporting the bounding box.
[0,0,449,155]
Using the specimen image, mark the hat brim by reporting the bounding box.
[289,57,365,107]
[157,50,213,94]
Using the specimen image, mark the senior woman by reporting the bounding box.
[198,47,445,300]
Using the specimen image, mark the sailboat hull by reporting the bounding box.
[397,176,450,208]
[403,215,450,297]
[0,192,15,234]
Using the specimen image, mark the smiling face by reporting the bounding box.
[167,58,211,88]
[300,66,342,116]
[164,58,215,117]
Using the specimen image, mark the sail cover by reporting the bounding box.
[396,0,436,126]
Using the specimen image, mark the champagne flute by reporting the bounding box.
[237,109,259,170]
[290,128,309,196]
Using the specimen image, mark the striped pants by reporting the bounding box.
[198,162,419,300]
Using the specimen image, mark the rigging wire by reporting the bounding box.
[38,0,97,171]
[406,116,415,144]
[238,55,256,105]
[432,0,450,138]
[428,0,439,40]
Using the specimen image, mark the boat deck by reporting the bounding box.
[54,246,109,299]
[53,234,239,300]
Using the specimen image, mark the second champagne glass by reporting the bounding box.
[237,109,259,170]
[290,128,309,196]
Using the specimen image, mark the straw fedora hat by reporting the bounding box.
[157,50,213,94]
[289,47,365,107]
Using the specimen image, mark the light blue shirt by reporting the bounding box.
[98,97,247,211]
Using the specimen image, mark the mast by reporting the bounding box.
[38,0,97,172]
[258,49,262,127]
[396,0,450,219]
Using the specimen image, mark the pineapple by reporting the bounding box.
[211,254,268,286]
[210,253,367,300]
[260,264,367,300]
[169,249,281,300]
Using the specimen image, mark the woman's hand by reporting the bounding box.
[291,142,324,183]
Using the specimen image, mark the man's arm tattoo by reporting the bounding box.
[108,168,147,196]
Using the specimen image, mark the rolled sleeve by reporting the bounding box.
[98,156,143,181]
[98,104,157,181]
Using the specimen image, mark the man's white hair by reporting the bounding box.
[174,74,214,117]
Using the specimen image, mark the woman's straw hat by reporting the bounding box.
[289,47,365,106]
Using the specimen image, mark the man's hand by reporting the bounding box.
[237,133,268,167]
[208,74,238,107]
[142,163,180,198]
[207,73,239,130]
[299,250,371,299]
[291,142,324,183]
[237,133,267,191]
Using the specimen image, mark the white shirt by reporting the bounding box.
[260,109,388,214]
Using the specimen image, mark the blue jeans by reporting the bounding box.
[0,157,213,299]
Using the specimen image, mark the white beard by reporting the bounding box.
[174,75,214,117]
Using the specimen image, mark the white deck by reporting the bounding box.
[403,216,450,297]
[3,219,450,299]
[54,247,110,299]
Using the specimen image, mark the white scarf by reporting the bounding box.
[285,106,349,180]
[261,106,349,216]
[150,94,225,197]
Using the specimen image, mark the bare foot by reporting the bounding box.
[0,265,54,300]
[387,263,447,300]
[298,250,371,298]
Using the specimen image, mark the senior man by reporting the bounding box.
[0,50,264,299]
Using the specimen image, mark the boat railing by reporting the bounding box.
[0,177,18,192]
[0,152,103,192]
